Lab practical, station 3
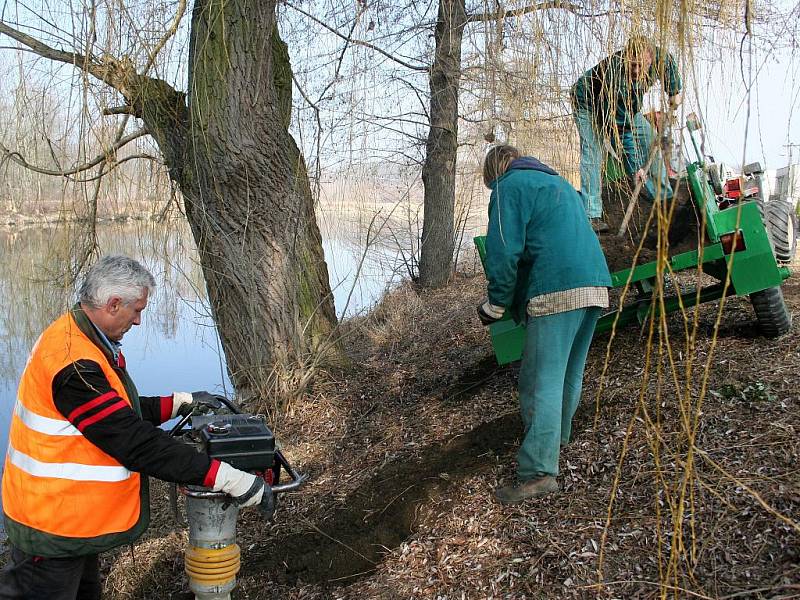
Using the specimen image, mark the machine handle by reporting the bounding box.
[167,394,242,437]
[168,412,192,437]
[169,395,307,495]
[269,449,307,493]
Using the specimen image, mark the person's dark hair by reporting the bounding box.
[78,255,156,308]
[483,144,520,188]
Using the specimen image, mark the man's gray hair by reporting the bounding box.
[78,255,156,308]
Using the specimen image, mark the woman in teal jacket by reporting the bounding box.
[478,144,612,503]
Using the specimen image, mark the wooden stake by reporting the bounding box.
[616,146,660,238]
[616,110,676,238]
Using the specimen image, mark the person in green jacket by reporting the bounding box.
[571,36,682,232]
[478,144,612,503]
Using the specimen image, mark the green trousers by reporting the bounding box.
[516,306,602,480]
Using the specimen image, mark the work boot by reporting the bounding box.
[494,476,558,504]
[590,218,610,234]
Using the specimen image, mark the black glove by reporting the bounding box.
[174,391,223,417]
[258,485,275,520]
[477,301,504,326]
[192,391,223,411]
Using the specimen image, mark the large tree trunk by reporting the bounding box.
[152,0,341,402]
[418,0,466,289]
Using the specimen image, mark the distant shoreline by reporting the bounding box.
[0,213,153,232]
[0,193,489,238]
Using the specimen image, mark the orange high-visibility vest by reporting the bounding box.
[2,310,148,556]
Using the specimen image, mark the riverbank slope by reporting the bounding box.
[96,262,800,598]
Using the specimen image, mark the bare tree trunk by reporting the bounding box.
[419,0,466,289]
[170,0,340,401]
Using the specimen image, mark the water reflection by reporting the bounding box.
[0,207,458,539]
[0,219,234,436]
[324,235,400,317]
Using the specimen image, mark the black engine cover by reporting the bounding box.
[193,414,275,471]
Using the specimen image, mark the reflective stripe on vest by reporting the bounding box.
[7,445,132,482]
[2,311,142,541]
[14,400,81,436]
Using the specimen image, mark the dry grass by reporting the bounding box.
[350,281,427,348]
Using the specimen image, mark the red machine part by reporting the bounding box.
[723,176,760,200]
[723,177,742,199]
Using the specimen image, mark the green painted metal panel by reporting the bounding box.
[605,154,625,182]
[721,202,785,294]
[474,235,525,365]
[610,262,659,287]
[474,235,488,267]
[609,244,725,288]
[488,319,526,365]
[595,306,639,334]
[473,188,791,364]
[488,280,730,364]
[656,284,727,318]
[686,162,721,240]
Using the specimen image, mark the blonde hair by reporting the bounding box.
[625,35,655,61]
[483,144,519,187]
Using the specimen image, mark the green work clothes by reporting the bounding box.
[517,306,602,479]
[571,47,682,175]
[484,165,611,322]
[483,160,611,483]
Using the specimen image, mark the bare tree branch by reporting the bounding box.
[143,0,187,73]
[466,0,612,22]
[0,20,176,115]
[291,72,324,199]
[73,154,160,182]
[0,129,149,177]
[1,18,187,185]
[0,20,89,65]
[103,106,138,116]
[283,2,429,72]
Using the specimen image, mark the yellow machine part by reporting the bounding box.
[185,544,241,585]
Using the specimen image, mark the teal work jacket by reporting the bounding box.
[484,162,611,321]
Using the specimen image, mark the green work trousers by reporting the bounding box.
[516,306,602,480]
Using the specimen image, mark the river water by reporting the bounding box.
[0,217,400,529]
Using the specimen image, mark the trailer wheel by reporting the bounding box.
[765,200,797,263]
[750,286,792,338]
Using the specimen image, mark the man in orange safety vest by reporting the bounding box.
[0,255,269,599]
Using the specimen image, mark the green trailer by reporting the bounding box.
[476,118,795,365]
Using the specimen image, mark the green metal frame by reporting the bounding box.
[475,140,792,365]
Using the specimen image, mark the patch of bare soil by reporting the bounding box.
[601,180,700,272]
[98,260,798,599]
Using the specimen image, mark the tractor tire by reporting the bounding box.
[754,196,767,223]
[750,286,792,338]
[765,200,798,263]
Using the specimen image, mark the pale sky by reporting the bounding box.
[691,42,800,170]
